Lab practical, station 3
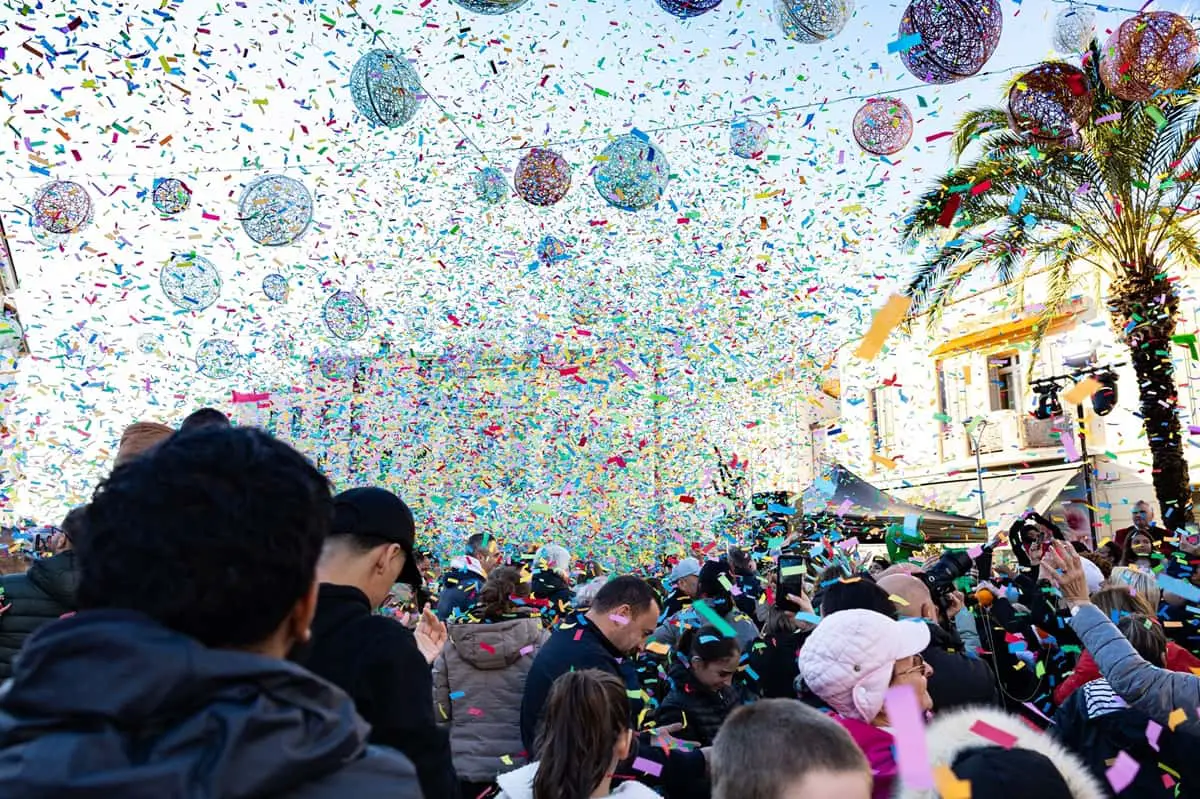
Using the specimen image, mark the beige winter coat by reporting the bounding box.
[432,616,549,783]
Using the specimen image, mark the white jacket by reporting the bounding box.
[495,762,660,799]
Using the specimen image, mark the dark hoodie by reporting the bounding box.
[529,570,573,625]
[0,610,423,799]
[0,551,80,679]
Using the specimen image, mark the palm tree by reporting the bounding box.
[900,42,1200,530]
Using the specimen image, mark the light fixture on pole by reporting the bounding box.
[965,416,989,522]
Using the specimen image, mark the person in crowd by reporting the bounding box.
[895,706,1106,799]
[711,699,872,799]
[727,546,763,618]
[304,485,458,799]
[660,556,701,620]
[1107,564,1162,607]
[498,669,658,799]
[819,573,898,619]
[876,573,999,711]
[650,558,759,651]
[434,566,549,798]
[1117,529,1158,569]
[1054,613,1199,796]
[1044,541,1200,740]
[520,576,707,797]
[0,506,84,679]
[1160,531,1200,651]
[867,555,891,576]
[797,608,934,799]
[439,533,499,621]
[179,406,231,432]
[112,420,174,467]
[1053,586,1200,705]
[1078,549,1112,581]
[747,584,815,699]
[1104,499,1159,561]
[0,427,422,796]
[530,543,574,626]
[655,625,754,746]
[1060,502,1093,552]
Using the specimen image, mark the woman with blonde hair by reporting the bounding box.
[1107,565,1162,608]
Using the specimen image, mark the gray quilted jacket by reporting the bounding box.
[433,616,549,783]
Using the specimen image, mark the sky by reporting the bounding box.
[1,0,1198,531]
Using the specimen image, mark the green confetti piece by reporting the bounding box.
[692,599,737,639]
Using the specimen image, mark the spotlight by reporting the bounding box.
[1091,370,1118,416]
[1031,384,1064,420]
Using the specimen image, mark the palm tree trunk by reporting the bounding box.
[1110,264,1195,530]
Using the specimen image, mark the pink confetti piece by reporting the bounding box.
[1061,431,1080,462]
[1147,720,1162,752]
[969,720,1017,749]
[1095,112,1122,124]
[1106,751,1139,794]
[609,613,629,626]
[631,757,663,778]
[884,685,933,789]
[519,644,535,656]
[613,359,638,379]
[967,545,983,558]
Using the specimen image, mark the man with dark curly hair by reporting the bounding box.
[0,427,423,798]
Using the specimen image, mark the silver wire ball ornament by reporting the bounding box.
[323,291,370,341]
[152,178,191,216]
[853,98,914,156]
[349,49,423,129]
[474,167,508,205]
[450,0,533,14]
[238,175,313,246]
[160,253,222,311]
[537,236,572,267]
[318,349,361,381]
[262,273,289,302]
[775,0,854,43]
[656,0,722,19]
[1053,6,1095,55]
[1007,62,1092,147]
[32,180,92,234]
[593,135,670,212]
[515,148,572,207]
[1100,12,1200,102]
[730,119,768,158]
[898,0,1003,85]
[195,339,242,380]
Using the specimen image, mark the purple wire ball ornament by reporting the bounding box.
[349,49,423,128]
[1007,62,1092,148]
[152,178,192,216]
[655,0,722,19]
[32,180,92,234]
[450,0,533,14]
[1100,12,1200,102]
[898,0,1003,85]
[852,98,914,156]
[515,148,572,207]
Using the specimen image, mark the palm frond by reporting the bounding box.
[948,108,1011,162]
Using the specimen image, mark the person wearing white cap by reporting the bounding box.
[797,609,934,799]
[661,557,701,621]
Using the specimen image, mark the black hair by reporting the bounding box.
[78,427,332,649]
[698,558,734,599]
[678,624,741,664]
[591,575,658,615]
[466,532,488,555]
[60,506,87,545]
[179,407,231,433]
[819,574,898,620]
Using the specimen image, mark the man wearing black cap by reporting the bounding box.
[304,486,459,798]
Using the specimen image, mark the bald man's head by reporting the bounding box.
[876,573,935,620]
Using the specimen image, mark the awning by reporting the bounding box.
[888,466,1083,532]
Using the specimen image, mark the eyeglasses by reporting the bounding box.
[893,654,927,679]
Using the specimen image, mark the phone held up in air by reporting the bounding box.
[775,554,809,612]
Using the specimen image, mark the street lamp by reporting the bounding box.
[965,417,989,522]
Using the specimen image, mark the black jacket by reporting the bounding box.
[655,667,754,746]
[437,568,487,622]
[521,613,708,798]
[304,584,458,799]
[747,628,809,698]
[659,588,693,622]
[0,551,79,679]
[922,620,1000,712]
[530,570,574,625]
[0,610,422,799]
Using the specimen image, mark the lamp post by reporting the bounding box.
[966,417,989,522]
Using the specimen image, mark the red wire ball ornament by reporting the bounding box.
[853,98,914,156]
[898,0,1003,85]
[515,148,572,207]
[1007,62,1093,147]
[1099,12,1199,102]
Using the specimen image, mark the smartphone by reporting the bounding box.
[775,554,809,611]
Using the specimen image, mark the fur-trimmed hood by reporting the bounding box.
[893,707,1106,799]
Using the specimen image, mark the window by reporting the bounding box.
[869,387,897,456]
[988,352,1020,412]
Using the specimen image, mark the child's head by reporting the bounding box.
[1117,613,1167,668]
[533,670,633,799]
[678,625,742,691]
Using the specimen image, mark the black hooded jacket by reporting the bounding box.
[0,610,422,799]
[0,551,80,679]
[922,620,1001,712]
[530,570,574,624]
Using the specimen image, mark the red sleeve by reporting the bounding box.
[1053,651,1101,706]
[1166,643,1200,673]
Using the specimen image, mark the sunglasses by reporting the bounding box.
[894,654,927,679]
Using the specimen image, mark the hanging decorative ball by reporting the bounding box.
[262,273,289,302]
[238,175,313,246]
[774,0,854,43]
[136,333,163,355]
[319,349,361,381]
[151,178,191,216]
[1053,6,1095,55]
[474,167,508,205]
[349,49,423,129]
[32,180,92,234]
[450,0,532,14]
[195,339,242,380]
[1007,62,1092,147]
[898,0,1003,85]
[515,148,572,207]
[852,98,914,156]
[730,119,769,158]
[656,0,722,19]
[272,337,296,362]
[593,134,670,212]
[1100,12,1200,102]
[323,290,370,341]
[537,235,572,267]
[160,252,222,311]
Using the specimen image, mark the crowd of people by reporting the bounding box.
[0,415,1197,798]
